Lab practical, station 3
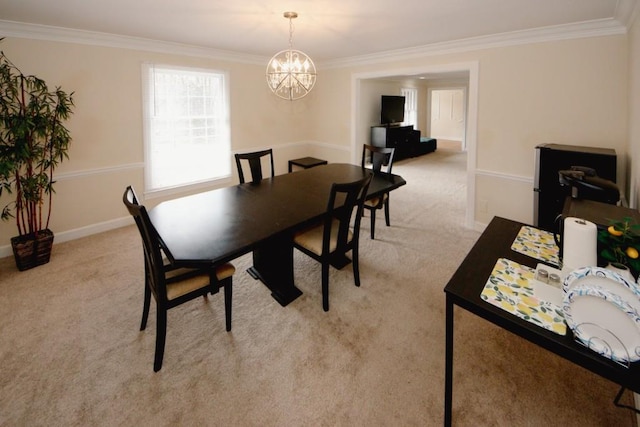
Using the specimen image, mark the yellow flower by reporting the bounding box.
[626,247,639,259]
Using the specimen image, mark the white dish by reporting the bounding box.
[563,284,640,363]
[562,266,640,297]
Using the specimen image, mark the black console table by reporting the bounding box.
[444,216,640,426]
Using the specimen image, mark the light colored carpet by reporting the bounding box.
[0,148,636,426]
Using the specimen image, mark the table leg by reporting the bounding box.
[248,233,302,306]
[444,295,454,427]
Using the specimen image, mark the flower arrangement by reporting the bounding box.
[597,216,640,276]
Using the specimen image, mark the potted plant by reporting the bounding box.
[598,216,640,280]
[0,44,74,270]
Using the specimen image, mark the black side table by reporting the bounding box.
[288,157,328,173]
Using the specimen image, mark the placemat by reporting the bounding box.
[510,225,560,266]
[481,258,566,335]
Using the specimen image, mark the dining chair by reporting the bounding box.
[123,186,235,372]
[234,148,275,184]
[293,174,372,311]
[124,186,178,308]
[361,144,396,239]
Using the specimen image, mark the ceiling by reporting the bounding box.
[0,0,637,63]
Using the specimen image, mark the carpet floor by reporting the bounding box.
[0,147,636,426]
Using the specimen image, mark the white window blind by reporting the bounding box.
[142,64,231,192]
[401,87,418,128]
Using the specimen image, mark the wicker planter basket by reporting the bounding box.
[10,229,55,271]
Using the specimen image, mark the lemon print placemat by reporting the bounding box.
[510,225,560,266]
[481,258,566,335]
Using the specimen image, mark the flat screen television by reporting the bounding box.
[381,95,405,125]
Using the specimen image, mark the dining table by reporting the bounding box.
[148,163,407,306]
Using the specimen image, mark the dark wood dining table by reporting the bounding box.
[149,163,407,306]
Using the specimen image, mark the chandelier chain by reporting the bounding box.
[289,17,294,50]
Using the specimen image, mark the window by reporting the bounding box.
[401,87,418,128]
[142,64,231,192]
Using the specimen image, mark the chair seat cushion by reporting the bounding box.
[166,263,235,300]
[364,193,388,208]
[294,220,353,256]
[214,262,236,280]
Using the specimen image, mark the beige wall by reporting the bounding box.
[0,24,637,255]
[313,35,629,226]
[629,11,640,208]
[0,37,323,252]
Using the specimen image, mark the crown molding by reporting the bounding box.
[320,18,628,69]
[0,15,631,70]
[0,20,268,65]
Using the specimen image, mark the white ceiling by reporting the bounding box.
[0,0,637,63]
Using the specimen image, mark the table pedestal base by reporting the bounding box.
[248,234,302,306]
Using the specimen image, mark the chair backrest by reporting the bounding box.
[235,149,275,184]
[124,185,144,233]
[123,186,168,302]
[322,174,372,255]
[362,144,395,175]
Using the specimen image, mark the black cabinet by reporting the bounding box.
[533,143,617,231]
[371,125,420,161]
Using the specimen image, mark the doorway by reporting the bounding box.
[428,88,467,152]
[351,62,478,229]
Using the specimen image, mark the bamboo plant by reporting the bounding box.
[0,45,74,237]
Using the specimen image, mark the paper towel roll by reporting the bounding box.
[562,217,598,274]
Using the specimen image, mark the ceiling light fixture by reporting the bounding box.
[266,12,316,101]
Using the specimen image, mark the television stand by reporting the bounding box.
[370,125,435,160]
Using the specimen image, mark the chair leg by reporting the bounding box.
[370,209,376,239]
[353,246,361,288]
[322,263,330,312]
[224,279,232,332]
[140,283,151,331]
[384,199,391,227]
[153,308,167,372]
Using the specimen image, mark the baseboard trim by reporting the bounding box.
[0,216,133,259]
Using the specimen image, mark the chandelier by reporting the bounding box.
[266,12,316,101]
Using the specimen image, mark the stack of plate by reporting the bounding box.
[562,266,640,364]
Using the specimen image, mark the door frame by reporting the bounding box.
[351,61,479,229]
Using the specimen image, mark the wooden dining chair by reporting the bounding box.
[124,186,180,309]
[123,186,235,372]
[293,174,372,311]
[234,148,275,184]
[361,144,396,239]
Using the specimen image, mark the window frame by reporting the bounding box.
[401,87,418,128]
[141,63,232,196]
